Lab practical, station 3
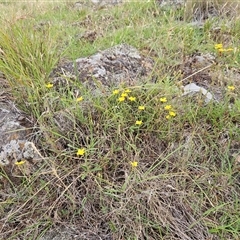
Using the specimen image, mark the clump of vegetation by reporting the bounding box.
[0,1,240,239]
[184,0,240,21]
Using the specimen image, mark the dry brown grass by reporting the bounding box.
[184,0,240,21]
[1,1,240,239]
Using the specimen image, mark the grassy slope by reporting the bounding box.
[0,1,240,239]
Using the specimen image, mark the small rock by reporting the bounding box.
[91,0,122,6]
[157,0,184,9]
[0,102,31,147]
[182,83,214,104]
[0,140,42,166]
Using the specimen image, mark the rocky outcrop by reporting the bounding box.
[0,99,33,163]
[0,77,42,187]
[51,44,154,96]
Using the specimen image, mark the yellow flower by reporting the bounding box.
[227,85,235,91]
[124,89,132,93]
[77,148,85,156]
[130,161,138,167]
[45,82,53,88]
[169,111,176,117]
[166,115,171,120]
[164,105,172,110]
[160,97,167,103]
[118,97,125,102]
[121,93,128,97]
[218,48,233,52]
[76,96,83,102]
[15,160,26,165]
[215,43,223,50]
[138,106,145,110]
[113,90,119,95]
[135,120,143,125]
[128,96,136,101]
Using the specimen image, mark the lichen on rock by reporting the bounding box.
[51,44,154,96]
[0,97,42,168]
[0,140,42,166]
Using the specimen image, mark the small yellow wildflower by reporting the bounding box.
[169,111,176,117]
[15,160,26,166]
[227,85,235,91]
[124,89,132,93]
[77,148,85,156]
[76,96,83,102]
[128,96,136,101]
[121,93,128,97]
[118,97,125,102]
[138,106,145,110]
[166,115,171,120]
[135,120,143,125]
[113,90,119,95]
[160,97,167,103]
[164,105,172,110]
[45,82,53,88]
[215,43,223,50]
[130,161,138,167]
[218,48,233,52]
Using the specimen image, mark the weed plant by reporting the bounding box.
[0,1,240,239]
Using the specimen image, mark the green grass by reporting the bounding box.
[0,0,240,239]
